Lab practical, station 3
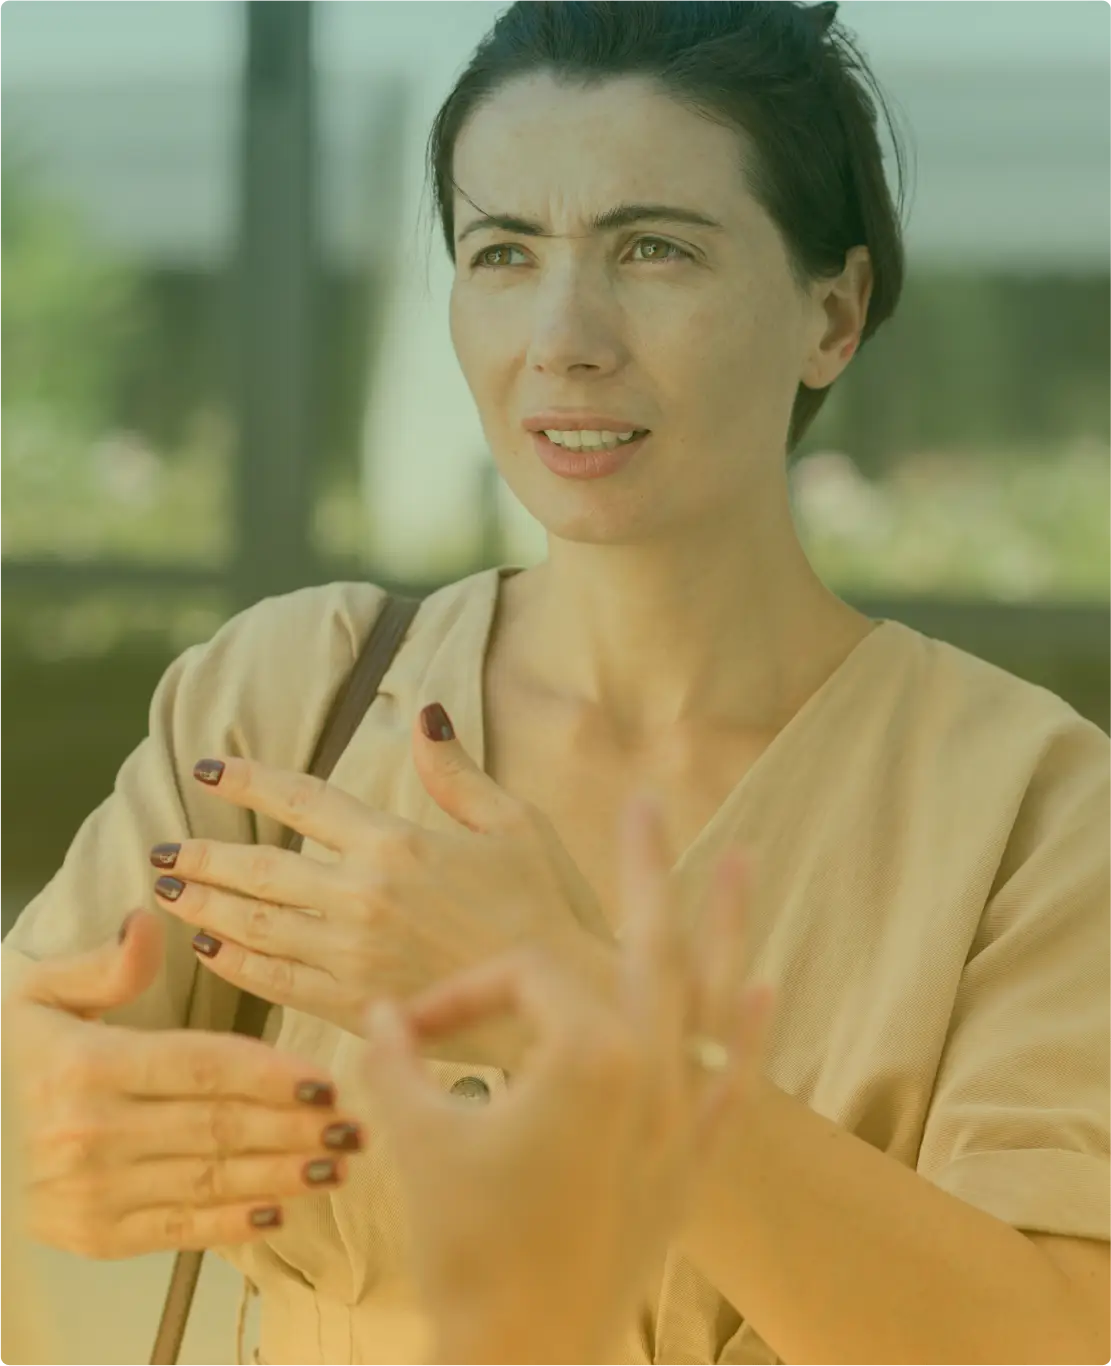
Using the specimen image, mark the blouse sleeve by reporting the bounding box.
[916,712,1110,1241]
[1,582,387,1033]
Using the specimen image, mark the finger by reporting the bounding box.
[154,875,331,961]
[113,1150,350,1212]
[691,849,753,1042]
[363,1000,455,1139]
[22,911,165,1019]
[616,792,685,1039]
[151,868,355,999]
[100,1027,340,1107]
[411,703,524,836]
[189,937,344,1020]
[114,1099,366,1161]
[108,1200,289,1257]
[695,982,776,1139]
[152,839,356,919]
[739,982,776,1077]
[189,755,413,855]
[400,949,584,1050]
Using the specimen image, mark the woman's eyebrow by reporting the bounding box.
[457,202,725,241]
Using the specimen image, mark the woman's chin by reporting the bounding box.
[497,459,672,546]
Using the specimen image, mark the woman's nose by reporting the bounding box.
[522,289,623,371]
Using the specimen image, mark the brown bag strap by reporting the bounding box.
[150,591,422,1366]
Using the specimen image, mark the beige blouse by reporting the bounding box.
[4,565,1108,1365]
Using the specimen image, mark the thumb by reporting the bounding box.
[363,1000,444,1140]
[412,702,519,834]
[23,910,165,1020]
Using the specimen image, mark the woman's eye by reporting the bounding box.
[464,245,522,269]
[467,234,694,269]
[629,237,690,263]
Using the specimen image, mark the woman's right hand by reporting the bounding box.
[2,910,364,1259]
[364,793,775,1365]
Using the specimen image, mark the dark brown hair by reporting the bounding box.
[426,0,909,453]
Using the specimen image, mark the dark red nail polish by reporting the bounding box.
[322,1122,363,1152]
[155,876,186,901]
[249,1206,282,1229]
[295,1080,336,1107]
[118,911,139,944]
[303,1158,339,1187]
[193,759,225,786]
[150,843,181,869]
[192,932,222,958]
[420,703,455,742]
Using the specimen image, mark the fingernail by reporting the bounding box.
[419,703,454,742]
[303,1158,339,1187]
[150,843,181,869]
[155,876,186,901]
[322,1122,363,1152]
[249,1206,282,1229]
[295,1080,336,1107]
[193,759,225,786]
[118,911,139,944]
[192,932,222,958]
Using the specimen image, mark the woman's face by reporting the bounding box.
[449,72,852,546]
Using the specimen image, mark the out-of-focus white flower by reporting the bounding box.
[89,431,164,509]
[790,450,894,542]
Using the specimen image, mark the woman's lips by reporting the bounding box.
[531,431,649,480]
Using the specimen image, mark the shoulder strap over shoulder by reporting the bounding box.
[231,591,421,1039]
[150,591,421,1366]
[285,591,422,847]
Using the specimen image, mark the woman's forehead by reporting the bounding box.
[453,73,752,224]
[456,70,739,165]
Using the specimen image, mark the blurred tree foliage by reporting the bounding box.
[804,271,1111,474]
[1,156,150,442]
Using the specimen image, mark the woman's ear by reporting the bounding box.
[801,245,873,389]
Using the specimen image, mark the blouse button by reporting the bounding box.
[450,1075,491,1103]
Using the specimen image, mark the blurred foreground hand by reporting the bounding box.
[364,791,775,1365]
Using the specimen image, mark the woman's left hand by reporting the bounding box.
[150,704,614,1065]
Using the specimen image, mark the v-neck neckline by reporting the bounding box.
[468,564,893,874]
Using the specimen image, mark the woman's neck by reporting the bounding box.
[497,489,872,738]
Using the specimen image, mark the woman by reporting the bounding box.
[3,2,1107,1363]
[2,794,773,1366]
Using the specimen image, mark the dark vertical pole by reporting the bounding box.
[232,1,316,609]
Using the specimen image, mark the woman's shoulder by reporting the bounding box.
[208,578,391,665]
[181,569,498,753]
[171,581,391,753]
[880,618,1108,795]
[216,569,498,660]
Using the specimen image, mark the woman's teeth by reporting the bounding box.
[542,429,644,451]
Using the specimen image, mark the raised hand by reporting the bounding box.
[149,705,614,1067]
[361,793,774,1365]
[3,911,363,1259]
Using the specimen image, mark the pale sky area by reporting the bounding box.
[3,1,1109,574]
